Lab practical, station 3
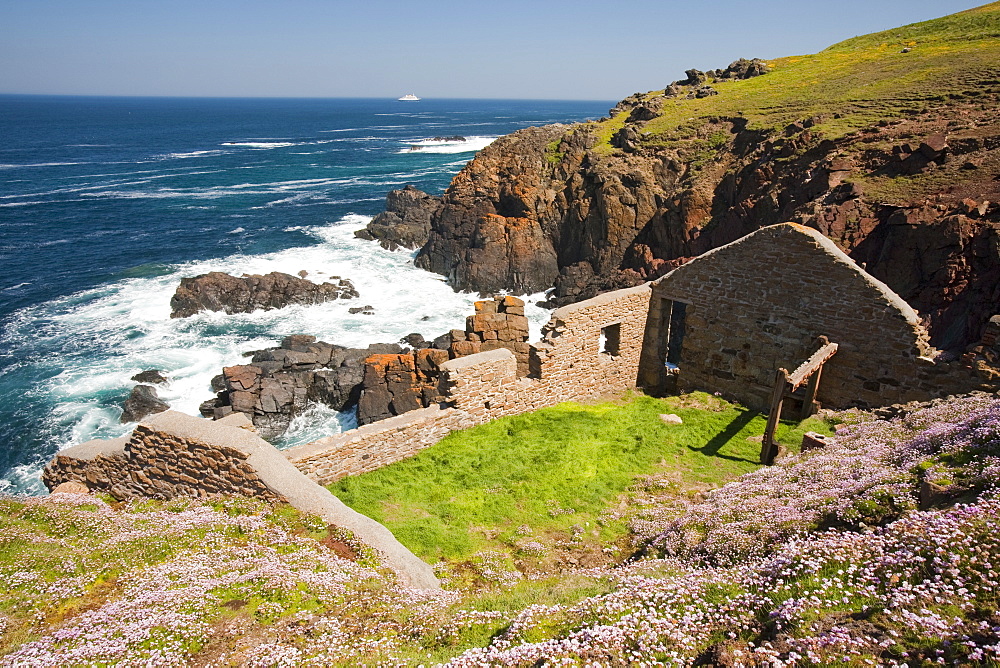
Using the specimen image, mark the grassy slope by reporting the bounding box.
[591,1,1000,152]
[328,392,832,564]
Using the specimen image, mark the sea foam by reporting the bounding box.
[398,136,497,154]
[0,214,552,493]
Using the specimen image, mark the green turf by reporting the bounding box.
[586,2,1000,153]
[328,392,833,562]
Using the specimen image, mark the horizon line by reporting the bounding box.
[0,92,618,103]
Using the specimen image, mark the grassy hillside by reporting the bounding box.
[593,1,1000,151]
[4,394,1000,665]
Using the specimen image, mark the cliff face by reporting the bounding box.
[413,125,569,294]
[373,5,1000,351]
[398,99,999,350]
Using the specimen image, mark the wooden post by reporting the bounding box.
[761,367,788,465]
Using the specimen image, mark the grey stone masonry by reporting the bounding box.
[43,410,439,590]
[288,405,478,485]
[287,285,652,481]
[648,223,996,409]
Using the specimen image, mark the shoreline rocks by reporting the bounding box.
[354,185,441,251]
[202,335,403,440]
[170,271,359,318]
[121,385,170,423]
[201,296,533,439]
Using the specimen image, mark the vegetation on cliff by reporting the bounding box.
[596,1,1000,149]
[385,2,1000,353]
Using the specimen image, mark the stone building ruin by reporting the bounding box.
[45,222,1000,587]
[290,223,997,482]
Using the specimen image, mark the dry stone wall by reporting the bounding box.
[649,223,995,409]
[288,406,478,485]
[287,285,652,481]
[43,410,440,589]
[43,413,285,502]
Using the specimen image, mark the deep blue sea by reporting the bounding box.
[0,95,611,494]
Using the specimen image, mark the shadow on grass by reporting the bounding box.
[687,409,759,463]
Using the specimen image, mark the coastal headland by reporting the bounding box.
[10,3,1000,665]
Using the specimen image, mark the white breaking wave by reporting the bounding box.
[161,150,226,159]
[398,136,497,154]
[0,162,87,169]
[221,139,337,149]
[1,214,552,493]
[223,141,297,148]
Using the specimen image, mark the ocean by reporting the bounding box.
[0,95,611,494]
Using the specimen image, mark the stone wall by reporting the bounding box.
[648,223,995,410]
[43,413,286,502]
[287,285,652,481]
[355,295,530,425]
[288,405,478,485]
[42,410,439,589]
[451,295,531,375]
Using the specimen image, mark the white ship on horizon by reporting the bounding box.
[397,93,420,101]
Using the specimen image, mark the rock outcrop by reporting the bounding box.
[131,369,168,384]
[121,385,170,423]
[202,297,533,437]
[170,271,358,318]
[367,80,1000,352]
[355,185,442,251]
[202,335,402,440]
[413,125,570,295]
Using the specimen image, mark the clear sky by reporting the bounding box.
[0,0,988,100]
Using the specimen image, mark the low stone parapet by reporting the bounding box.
[43,410,440,590]
[286,405,478,484]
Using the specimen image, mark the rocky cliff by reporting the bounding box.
[369,4,1000,352]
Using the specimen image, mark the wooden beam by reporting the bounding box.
[800,363,824,420]
[787,341,839,390]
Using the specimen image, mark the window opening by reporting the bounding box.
[600,323,621,357]
[661,299,687,367]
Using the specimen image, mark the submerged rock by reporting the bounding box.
[131,369,168,385]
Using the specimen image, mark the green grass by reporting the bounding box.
[586,2,1000,152]
[328,392,833,564]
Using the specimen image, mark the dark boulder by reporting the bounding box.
[170,271,358,318]
[355,185,442,251]
[716,58,770,80]
[131,369,168,385]
[676,69,707,86]
[202,339,403,440]
[121,385,169,423]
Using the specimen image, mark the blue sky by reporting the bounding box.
[0,0,987,100]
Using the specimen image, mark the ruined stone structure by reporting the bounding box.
[452,295,531,375]
[45,222,1000,591]
[289,224,999,483]
[643,224,995,410]
[355,295,531,425]
[42,410,439,590]
[288,285,652,482]
[44,412,286,502]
